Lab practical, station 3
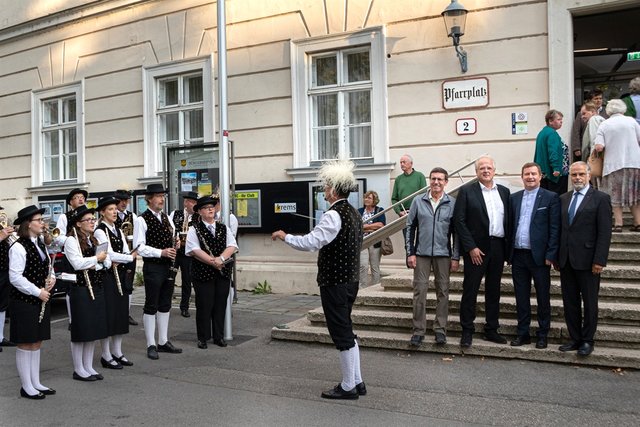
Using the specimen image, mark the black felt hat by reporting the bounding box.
[194,195,220,211]
[114,189,133,200]
[144,183,168,195]
[13,205,46,226]
[66,188,89,205]
[67,205,96,227]
[182,191,199,201]
[97,196,120,211]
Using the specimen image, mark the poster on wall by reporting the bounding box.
[39,200,65,226]
[136,195,148,215]
[180,172,198,192]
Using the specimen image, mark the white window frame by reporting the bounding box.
[291,27,388,168]
[31,83,85,187]
[143,56,214,177]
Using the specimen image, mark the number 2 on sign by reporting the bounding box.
[456,118,476,135]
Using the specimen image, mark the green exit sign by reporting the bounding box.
[628,52,640,61]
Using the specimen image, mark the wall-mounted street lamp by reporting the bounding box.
[441,0,468,73]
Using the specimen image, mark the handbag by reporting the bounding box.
[587,149,604,178]
[380,236,394,256]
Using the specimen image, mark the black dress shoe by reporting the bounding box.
[147,345,159,360]
[321,384,359,400]
[0,338,16,347]
[409,335,424,347]
[484,331,507,344]
[578,342,594,356]
[73,372,97,382]
[36,387,56,396]
[181,309,190,318]
[128,315,138,326]
[213,339,227,348]
[197,340,208,349]
[157,341,183,353]
[558,341,580,352]
[460,331,473,348]
[101,357,123,370]
[536,337,548,349]
[435,332,447,345]
[510,335,531,346]
[20,388,45,400]
[92,373,104,381]
[112,354,134,366]
[356,382,367,396]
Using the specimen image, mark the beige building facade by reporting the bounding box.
[1,0,638,293]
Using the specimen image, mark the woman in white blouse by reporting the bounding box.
[94,196,138,369]
[64,205,109,381]
[8,205,56,399]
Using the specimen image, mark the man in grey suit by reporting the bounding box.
[558,161,612,356]
[509,162,560,349]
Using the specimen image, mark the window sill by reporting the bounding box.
[27,182,89,196]
[286,162,394,181]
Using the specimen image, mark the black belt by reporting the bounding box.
[489,236,504,240]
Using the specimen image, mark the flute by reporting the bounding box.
[73,228,95,300]
[39,253,55,323]
[113,264,123,296]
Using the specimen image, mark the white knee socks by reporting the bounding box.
[101,338,111,361]
[339,347,356,391]
[0,311,5,341]
[157,311,170,345]
[111,335,123,358]
[353,340,363,385]
[71,342,90,378]
[83,341,98,376]
[30,349,49,391]
[16,348,38,395]
[143,314,156,347]
[66,294,72,322]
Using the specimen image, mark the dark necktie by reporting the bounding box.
[568,192,581,225]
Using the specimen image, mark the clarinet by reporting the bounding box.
[73,228,95,300]
[166,231,179,284]
[39,252,54,323]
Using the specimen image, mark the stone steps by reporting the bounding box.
[272,318,640,369]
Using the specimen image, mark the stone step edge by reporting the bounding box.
[271,318,640,369]
[305,308,640,343]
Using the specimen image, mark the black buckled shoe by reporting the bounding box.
[213,339,228,348]
[321,384,359,400]
[20,388,45,400]
[112,354,134,366]
[73,372,97,382]
[356,382,367,396]
[197,340,208,349]
[147,345,159,360]
[157,341,182,354]
[100,357,123,369]
[36,387,56,396]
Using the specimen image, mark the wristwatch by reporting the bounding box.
[219,255,226,263]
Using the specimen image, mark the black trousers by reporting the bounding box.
[541,176,568,196]
[512,249,551,338]
[193,277,230,342]
[320,282,358,351]
[460,239,505,333]
[560,264,600,344]
[143,263,175,315]
[176,254,193,311]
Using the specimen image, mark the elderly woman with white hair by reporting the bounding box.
[594,99,640,232]
[622,77,640,124]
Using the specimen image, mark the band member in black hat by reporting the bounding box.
[113,189,138,326]
[169,191,199,318]
[95,196,138,369]
[133,183,182,360]
[185,195,238,349]
[0,206,17,348]
[64,205,109,381]
[54,187,89,327]
[8,205,56,399]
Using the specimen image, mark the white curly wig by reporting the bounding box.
[317,160,357,196]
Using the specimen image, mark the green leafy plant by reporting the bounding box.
[252,280,272,294]
[134,271,144,287]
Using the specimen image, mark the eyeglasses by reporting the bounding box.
[79,218,97,223]
[30,218,45,223]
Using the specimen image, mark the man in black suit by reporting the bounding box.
[558,161,612,356]
[454,156,510,347]
[509,162,560,349]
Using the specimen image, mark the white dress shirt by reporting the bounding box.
[54,214,69,247]
[515,187,539,249]
[94,223,135,264]
[284,199,343,252]
[64,235,111,271]
[479,182,505,238]
[570,184,590,213]
[185,221,238,256]
[9,237,55,297]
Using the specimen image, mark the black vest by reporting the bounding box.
[0,240,9,272]
[191,221,231,280]
[317,200,363,286]
[97,223,126,274]
[75,240,105,289]
[10,237,50,305]
[141,210,174,264]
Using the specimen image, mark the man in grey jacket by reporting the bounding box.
[405,167,459,346]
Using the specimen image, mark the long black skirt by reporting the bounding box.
[69,284,108,342]
[9,297,51,344]
[103,270,129,336]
